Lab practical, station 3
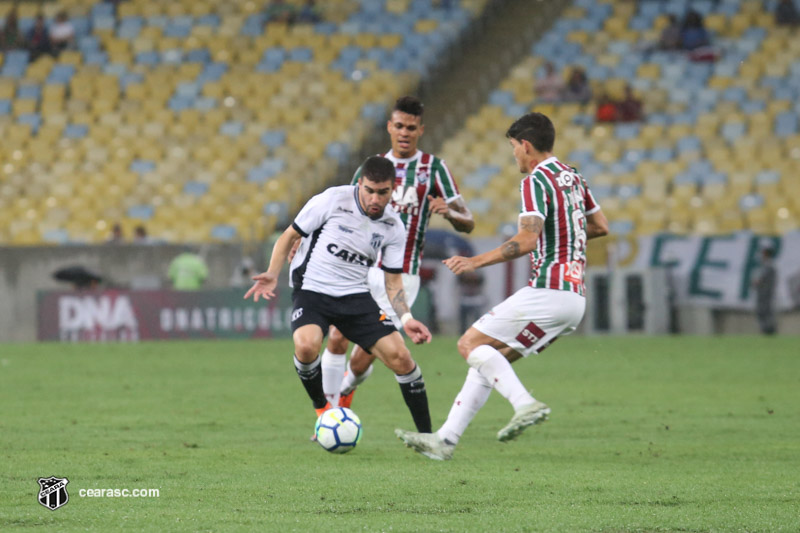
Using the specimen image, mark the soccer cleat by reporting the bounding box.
[496,401,550,442]
[314,402,332,418]
[338,389,355,408]
[310,402,332,442]
[395,429,455,461]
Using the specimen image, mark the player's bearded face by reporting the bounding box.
[358,179,393,219]
[387,111,424,158]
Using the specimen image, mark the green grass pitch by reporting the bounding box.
[1,336,799,532]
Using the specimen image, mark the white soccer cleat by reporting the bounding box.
[497,401,551,442]
[395,429,455,461]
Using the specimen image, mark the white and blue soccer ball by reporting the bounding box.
[314,407,362,454]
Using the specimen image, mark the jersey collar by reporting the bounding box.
[353,185,369,217]
[383,149,422,165]
[531,156,559,175]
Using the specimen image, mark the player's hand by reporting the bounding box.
[403,319,432,344]
[443,255,476,275]
[427,195,449,216]
[243,272,279,301]
[287,240,301,263]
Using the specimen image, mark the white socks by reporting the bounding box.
[466,345,536,411]
[321,349,346,406]
[437,367,492,445]
[339,360,373,396]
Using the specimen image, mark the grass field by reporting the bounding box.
[1,336,799,532]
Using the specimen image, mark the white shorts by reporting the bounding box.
[367,267,420,329]
[473,286,585,357]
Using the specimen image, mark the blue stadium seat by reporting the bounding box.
[64,124,89,139]
[18,113,41,134]
[128,205,155,220]
[220,121,244,137]
[130,160,157,174]
[260,130,287,149]
[183,182,209,196]
[211,225,238,241]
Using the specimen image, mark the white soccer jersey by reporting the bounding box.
[289,185,406,297]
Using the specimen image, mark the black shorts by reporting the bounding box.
[291,289,396,352]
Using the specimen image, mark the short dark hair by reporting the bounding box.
[361,156,395,184]
[394,96,424,119]
[505,112,555,153]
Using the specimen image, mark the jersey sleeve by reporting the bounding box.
[520,175,548,220]
[380,220,405,273]
[582,176,601,215]
[432,158,461,202]
[292,189,334,237]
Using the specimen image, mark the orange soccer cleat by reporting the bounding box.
[338,389,356,409]
[314,402,332,418]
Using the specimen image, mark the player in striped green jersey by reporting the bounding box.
[321,96,475,410]
[397,112,609,460]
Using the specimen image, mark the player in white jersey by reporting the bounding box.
[320,96,474,410]
[245,156,434,434]
[397,112,609,460]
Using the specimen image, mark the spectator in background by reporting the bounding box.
[295,0,321,24]
[562,67,592,104]
[168,250,209,290]
[27,14,53,61]
[658,14,682,51]
[230,257,256,288]
[265,0,296,24]
[107,223,124,244]
[617,85,643,122]
[752,247,778,335]
[775,0,800,26]
[534,62,564,103]
[50,10,75,54]
[595,92,618,123]
[0,8,24,51]
[133,225,153,244]
[680,9,710,51]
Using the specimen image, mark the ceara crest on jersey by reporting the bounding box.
[370,233,384,250]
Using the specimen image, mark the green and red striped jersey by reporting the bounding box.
[521,156,600,295]
[352,150,461,275]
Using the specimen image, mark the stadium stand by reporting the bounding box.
[440,0,800,239]
[0,0,489,245]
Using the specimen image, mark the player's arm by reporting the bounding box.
[443,214,542,275]
[427,195,474,233]
[244,225,302,301]
[384,271,431,344]
[586,209,609,240]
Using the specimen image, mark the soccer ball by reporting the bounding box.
[314,407,362,453]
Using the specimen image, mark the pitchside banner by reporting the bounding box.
[37,288,295,342]
[630,230,800,311]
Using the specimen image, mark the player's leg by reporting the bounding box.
[338,344,375,407]
[338,271,421,405]
[321,325,349,406]
[369,331,432,433]
[292,324,329,415]
[290,290,334,416]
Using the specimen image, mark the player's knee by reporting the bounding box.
[349,349,373,375]
[293,339,320,362]
[386,347,415,375]
[456,334,477,360]
[327,328,349,354]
